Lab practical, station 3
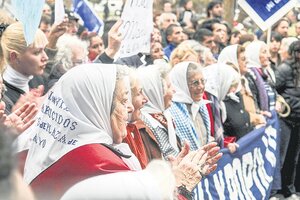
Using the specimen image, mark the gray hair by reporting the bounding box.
[111,65,130,114]
[53,35,88,74]
[186,62,203,82]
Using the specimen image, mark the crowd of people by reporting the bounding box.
[1,0,300,199]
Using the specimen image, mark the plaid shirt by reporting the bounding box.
[169,102,201,151]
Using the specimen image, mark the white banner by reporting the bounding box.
[118,0,153,58]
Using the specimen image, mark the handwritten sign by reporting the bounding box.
[238,0,296,31]
[118,0,153,58]
[33,91,78,148]
[11,0,45,45]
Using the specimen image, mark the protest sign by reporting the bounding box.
[55,0,65,24]
[117,0,153,58]
[11,0,45,45]
[194,112,280,200]
[238,0,296,31]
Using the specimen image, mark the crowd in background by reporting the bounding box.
[1,0,300,199]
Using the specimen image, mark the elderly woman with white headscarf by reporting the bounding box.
[137,64,223,199]
[203,63,241,152]
[218,44,267,136]
[21,64,140,200]
[18,63,222,200]
[168,61,213,151]
[244,41,277,112]
[138,64,181,158]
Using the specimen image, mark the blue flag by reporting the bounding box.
[73,0,104,33]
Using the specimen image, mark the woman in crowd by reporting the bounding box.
[245,41,277,112]
[125,68,221,170]
[275,40,300,199]
[23,64,138,200]
[21,63,221,200]
[202,63,241,152]
[170,44,199,67]
[0,22,48,114]
[85,32,105,62]
[168,61,213,151]
[218,44,268,136]
[138,64,181,158]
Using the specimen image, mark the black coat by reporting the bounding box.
[223,92,253,140]
[275,61,300,121]
[2,81,25,114]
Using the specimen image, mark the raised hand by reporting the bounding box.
[105,19,123,58]
[12,85,45,112]
[7,102,38,134]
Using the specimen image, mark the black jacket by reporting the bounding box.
[2,81,25,114]
[223,92,253,140]
[275,61,300,121]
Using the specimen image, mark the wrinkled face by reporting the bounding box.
[163,76,175,109]
[168,26,185,45]
[131,79,148,116]
[151,42,164,60]
[269,38,281,53]
[259,45,271,68]
[188,71,205,102]
[238,51,247,75]
[88,36,104,61]
[16,44,49,76]
[111,79,134,144]
[276,21,289,37]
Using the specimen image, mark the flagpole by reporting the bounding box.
[267,27,271,46]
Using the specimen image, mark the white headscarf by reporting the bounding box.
[169,61,210,120]
[203,63,240,121]
[245,41,266,68]
[218,44,239,71]
[23,64,140,184]
[138,65,178,151]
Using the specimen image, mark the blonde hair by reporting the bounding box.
[0,22,48,72]
[170,44,198,67]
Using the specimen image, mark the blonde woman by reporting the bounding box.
[0,22,48,114]
[170,43,199,67]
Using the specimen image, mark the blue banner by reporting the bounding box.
[73,0,104,33]
[245,0,290,21]
[195,112,280,200]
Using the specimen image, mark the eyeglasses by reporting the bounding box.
[72,57,88,66]
[188,79,206,88]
